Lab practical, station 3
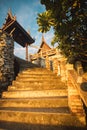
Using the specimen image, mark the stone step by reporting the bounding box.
[21,73,55,75]
[19,71,54,74]
[12,80,65,86]
[0,97,68,108]
[21,71,53,75]
[8,84,66,91]
[15,78,62,83]
[22,68,52,72]
[18,73,57,78]
[2,89,68,98]
[0,109,84,127]
[16,76,58,80]
[0,107,69,113]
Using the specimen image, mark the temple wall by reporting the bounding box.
[0,30,14,92]
[44,50,67,82]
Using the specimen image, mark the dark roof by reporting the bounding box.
[2,10,35,47]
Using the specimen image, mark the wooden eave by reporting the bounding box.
[2,12,35,47]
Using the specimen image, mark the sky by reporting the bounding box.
[0,0,54,60]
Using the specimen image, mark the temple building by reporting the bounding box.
[30,35,63,73]
[2,10,35,61]
[0,10,35,89]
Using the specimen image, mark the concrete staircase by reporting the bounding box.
[0,68,86,130]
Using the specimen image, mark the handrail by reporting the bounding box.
[68,69,87,107]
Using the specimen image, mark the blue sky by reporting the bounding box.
[0,0,54,60]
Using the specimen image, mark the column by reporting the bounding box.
[25,43,28,61]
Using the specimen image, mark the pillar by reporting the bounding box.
[60,58,67,82]
[45,56,50,70]
[0,30,14,91]
[25,43,28,61]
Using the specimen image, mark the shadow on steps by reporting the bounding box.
[14,56,39,71]
[14,56,39,79]
[0,56,39,98]
[0,121,87,130]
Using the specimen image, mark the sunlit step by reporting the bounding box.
[21,71,53,74]
[0,97,68,108]
[18,73,57,78]
[15,78,61,83]
[12,80,65,86]
[2,89,68,98]
[16,76,58,80]
[0,109,84,127]
[8,84,66,91]
[21,68,52,72]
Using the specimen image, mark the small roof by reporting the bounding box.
[2,10,35,47]
[37,35,51,53]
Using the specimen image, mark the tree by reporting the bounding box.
[37,0,87,66]
[37,10,55,33]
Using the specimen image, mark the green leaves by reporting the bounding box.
[37,0,87,66]
[37,10,55,33]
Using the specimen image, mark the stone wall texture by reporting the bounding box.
[0,30,14,92]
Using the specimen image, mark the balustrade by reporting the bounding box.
[31,48,57,61]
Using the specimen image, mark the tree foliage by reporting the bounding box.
[37,0,87,64]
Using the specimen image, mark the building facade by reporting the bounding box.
[30,36,66,78]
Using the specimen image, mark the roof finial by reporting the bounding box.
[8,8,12,16]
[7,8,16,20]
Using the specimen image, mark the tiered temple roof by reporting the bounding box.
[2,10,34,47]
[37,35,51,53]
